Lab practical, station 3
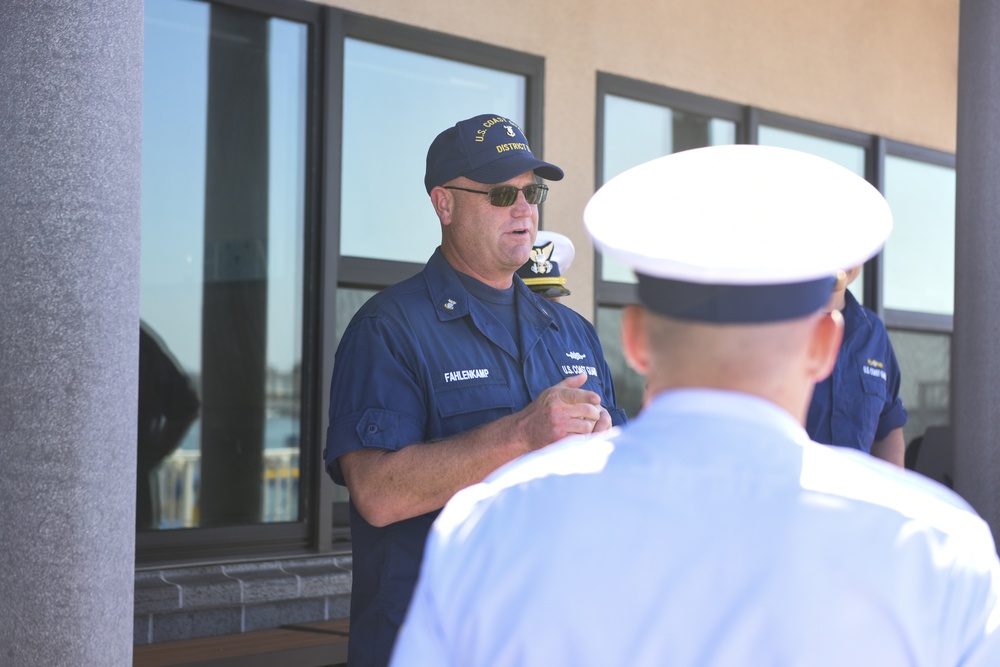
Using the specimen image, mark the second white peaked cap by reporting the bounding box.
[534,230,575,273]
[584,144,893,323]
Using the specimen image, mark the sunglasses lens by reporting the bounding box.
[487,184,549,206]
[524,184,548,205]
[489,186,518,207]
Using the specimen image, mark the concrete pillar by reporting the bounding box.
[0,1,143,665]
[953,1,1000,539]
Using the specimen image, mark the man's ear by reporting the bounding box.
[430,186,453,225]
[621,305,651,376]
[807,310,844,383]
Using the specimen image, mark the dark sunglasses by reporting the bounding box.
[443,183,549,207]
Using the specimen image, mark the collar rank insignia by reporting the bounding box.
[566,351,587,361]
[529,241,555,275]
[444,299,456,310]
[504,124,516,137]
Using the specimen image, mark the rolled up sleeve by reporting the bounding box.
[324,315,427,485]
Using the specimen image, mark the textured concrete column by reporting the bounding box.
[954,1,1000,539]
[0,2,143,665]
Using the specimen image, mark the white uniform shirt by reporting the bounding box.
[391,390,1000,667]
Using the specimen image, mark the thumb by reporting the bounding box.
[556,373,589,389]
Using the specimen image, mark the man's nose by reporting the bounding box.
[509,189,533,215]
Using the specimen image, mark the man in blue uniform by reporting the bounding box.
[324,113,626,667]
[391,145,1000,667]
[807,264,907,465]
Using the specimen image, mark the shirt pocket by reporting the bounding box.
[546,346,604,392]
[858,370,888,444]
[433,370,514,436]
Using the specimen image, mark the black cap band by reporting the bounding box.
[636,273,837,323]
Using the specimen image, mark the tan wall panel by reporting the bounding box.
[325,0,957,148]
[537,43,601,316]
[323,0,958,318]
[595,0,957,150]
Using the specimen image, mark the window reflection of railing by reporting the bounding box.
[155,448,299,529]
[263,448,300,523]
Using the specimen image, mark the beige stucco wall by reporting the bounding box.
[323,0,959,318]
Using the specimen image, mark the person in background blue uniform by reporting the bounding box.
[324,113,626,667]
[806,265,907,465]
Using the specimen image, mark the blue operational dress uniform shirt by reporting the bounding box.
[325,248,626,667]
[807,290,907,453]
[391,390,1000,667]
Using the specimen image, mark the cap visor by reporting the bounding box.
[466,155,564,184]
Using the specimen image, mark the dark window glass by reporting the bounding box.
[889,329,950,450]
[596,306,645,419]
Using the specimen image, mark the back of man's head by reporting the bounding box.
[623,306,837,420]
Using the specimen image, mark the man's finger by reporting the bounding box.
[592,407,613,433]
[555,373,589,389]
[551,374,604,407]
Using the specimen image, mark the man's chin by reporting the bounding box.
[503,237,531,257]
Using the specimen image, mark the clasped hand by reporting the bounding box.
[518,373,612,451]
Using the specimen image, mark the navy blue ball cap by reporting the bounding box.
[585,145,894,323]
[424,114,564,193]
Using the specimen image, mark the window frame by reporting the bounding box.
[324,14,550,543]
[593,73,745,309]
[593,78,957,453]
[880,139,956,333]
[753,108,884,314]
[137,0,325,565]
[331,14,549,292]
[139,0,553,564]
[594,75,955,339]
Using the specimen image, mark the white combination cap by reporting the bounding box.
[584,144,893,322]
[534,230,575,273]
[517,230,576,298]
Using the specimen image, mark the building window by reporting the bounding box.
[594,81,957,456]
[882,153,956,317]
[757,122,868,300]
[140,0,310,533]
[880,145,955,450]
[329,19,547,534]
[600,89,738,285]
[756,119,956,458]
[596,75,741,417]
[888,330,950,448]
[341,38,528,265]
